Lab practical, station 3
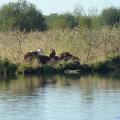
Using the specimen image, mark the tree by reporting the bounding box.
[83,16,93,29]
[101,7,120,26]
[63,13,79,29]
[45,14,68,29]
[0,0,47,32]
[73,4,84,16]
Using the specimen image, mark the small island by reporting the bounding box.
[0,48,119,76]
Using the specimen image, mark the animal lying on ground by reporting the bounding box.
[24,48,44,61]
[37,55,49,64]
[49,49,60,61]
[60,52,80,61]
[49,49,56,58]
[37,48,44,55]
[38,49,60,64]
[24,49,80,64]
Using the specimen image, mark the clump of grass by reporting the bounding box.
[55,60,80,72]
[0,55,119,76]
[17,64,33,74]
[107,55,120,65]
[0,58,18,75]
[79,64,92,73]
[17,63,42,75]
[41,64,57,74]
[17,59,81,74]
[91,55,120,73]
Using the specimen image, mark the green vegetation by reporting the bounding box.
[55,60,80,72]
[0,1,120,76]
[41,64,57,74]
[101,7,120,26]
[17,64,42,75]
[0,0,119,31]
[0,0,47,32]
[45,7,120,29]
[0,55,119,75]
[45,13,79,29]
[91,55,120,73]
[0,58,17,75]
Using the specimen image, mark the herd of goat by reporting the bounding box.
[24,48,80,64]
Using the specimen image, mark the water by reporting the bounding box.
[0,74,120,120]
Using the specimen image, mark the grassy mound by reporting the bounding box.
[17,64,42,75]
[91,55,120,73]
[0,55,120,76]
[0,58,18,75]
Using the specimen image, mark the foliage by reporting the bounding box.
[63,13,79,29]
[55,60,80,72]
[0,1,120,31]
[91,55,120,73]
[0,0,47,32]
[17,64,33,74]
[45,7,120,29]
[41,64,56,73]
[45,13,79,29]
[0,58,18,75]
[101,7,120,26]
[45,14,68,29]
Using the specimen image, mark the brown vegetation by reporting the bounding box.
[0,27,119,64]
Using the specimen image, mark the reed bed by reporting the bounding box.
[0,26,120,64]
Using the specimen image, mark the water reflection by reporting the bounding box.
[0,74,120,120]
[0,74,120,96]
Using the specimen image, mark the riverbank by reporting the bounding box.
[0,55,119,76]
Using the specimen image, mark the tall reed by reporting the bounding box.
[0,26,119,64]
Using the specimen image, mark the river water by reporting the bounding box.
[0,74,120,120]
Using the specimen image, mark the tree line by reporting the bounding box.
[0,0,120,32]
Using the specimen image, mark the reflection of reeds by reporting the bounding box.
[0,74,120,96]
[0,27,119,64]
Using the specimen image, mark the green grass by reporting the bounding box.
[17,64,42,75]
[0,58,18,75]
[91,55,120,73]
[0,55,120,75]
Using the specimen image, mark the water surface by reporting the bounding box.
[0,74,120,120]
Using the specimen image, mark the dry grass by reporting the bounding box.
[0,26,120,64]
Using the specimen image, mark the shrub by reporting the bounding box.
[41,64,56,73]
[0,58,17,74]
[56,60,80,72]
[91,55,120,73]
[17,64,33,74]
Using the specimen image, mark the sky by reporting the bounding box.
[0,0,120,15]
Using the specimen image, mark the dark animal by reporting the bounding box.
[49,49,60,61]
[24,48,44,62]
[24,51,38,61]
[37,49,60,64]
[24,49,80,65]
[37,55,50,64]
[60,52,72,60]
[60,52,80,61]
[49,49,56,58]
